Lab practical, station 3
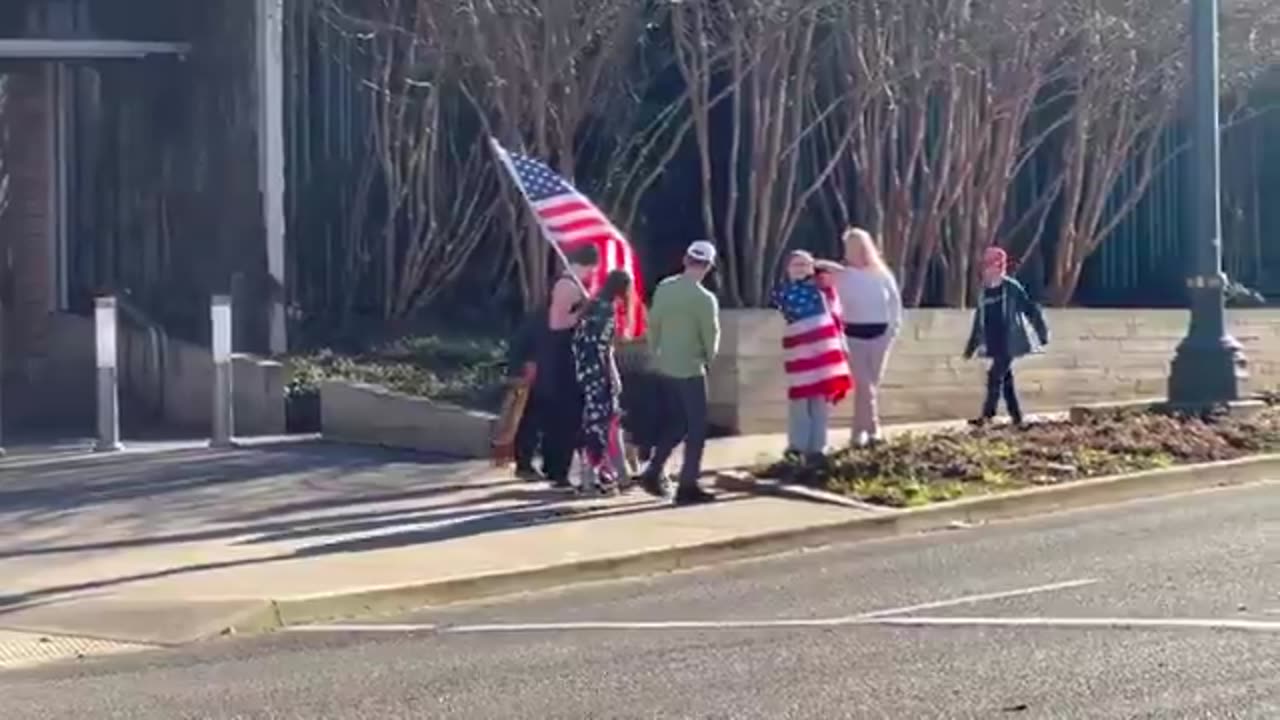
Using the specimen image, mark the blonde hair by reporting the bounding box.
[842,227,892,276]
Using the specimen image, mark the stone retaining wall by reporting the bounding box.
[709,309,1278,434]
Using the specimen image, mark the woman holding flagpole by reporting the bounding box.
[488,139,649,488]
[536,243,600,488]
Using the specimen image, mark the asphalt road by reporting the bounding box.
[2,482,1277,720]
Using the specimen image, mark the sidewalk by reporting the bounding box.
[0,436,869,650]
[0,414,1099,658]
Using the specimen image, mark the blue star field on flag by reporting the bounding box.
[509,154,574,202]
[772,279,828,324]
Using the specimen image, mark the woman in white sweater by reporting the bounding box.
[832,228,903,446]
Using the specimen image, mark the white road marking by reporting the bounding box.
[288,578,1102,635]
[867,616,1280,633]
[287,624,438,633]
[286,615,1280,636]
[851,578,1100,619]
[443,619,858,633]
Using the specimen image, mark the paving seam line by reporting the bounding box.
[237,454,1280,635]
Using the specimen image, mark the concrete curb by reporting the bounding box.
[234,454,1280,634]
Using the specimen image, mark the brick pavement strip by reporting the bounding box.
[0,630,154,670]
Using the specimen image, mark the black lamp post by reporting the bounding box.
[1168,0,1245,406]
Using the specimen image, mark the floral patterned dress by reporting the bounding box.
[572,298,622,482]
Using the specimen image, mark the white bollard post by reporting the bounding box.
[94,296,123,452]
[210,295,235,448]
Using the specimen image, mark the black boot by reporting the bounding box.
[674,485,717,506]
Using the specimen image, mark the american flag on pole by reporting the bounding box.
[490,140,646,339]
[770,280,853,402]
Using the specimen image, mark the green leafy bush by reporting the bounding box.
[284,334,508,431]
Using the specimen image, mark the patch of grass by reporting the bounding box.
[758,399,1280,508]
[284,334,509,431]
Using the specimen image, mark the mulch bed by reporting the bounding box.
[757,400,1280,508]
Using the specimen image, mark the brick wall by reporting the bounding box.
[709,309,1275,434]
[1,68,54,373]
[0,67,85,430]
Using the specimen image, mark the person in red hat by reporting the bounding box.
[963,247,1050,427]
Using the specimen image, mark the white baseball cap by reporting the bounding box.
[685,240,717,265]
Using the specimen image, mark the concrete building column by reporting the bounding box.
[255,0,287,356]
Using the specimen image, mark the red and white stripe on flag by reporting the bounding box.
[567,236,646,339]
[494,141,647,339]
[533,199,646,340]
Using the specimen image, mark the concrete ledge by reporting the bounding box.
[117,323,287,436]
[1068,397,1267,423]
[241,453,1280,633]
[232,355,288,435]
[715,472,893,512]
[1067,397,1167,423]
[320,380,496,459]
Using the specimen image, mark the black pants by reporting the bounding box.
[514,391,542,471]
[538,388,583,483]
[644,375,709,490]
[620,369,660,453]
[982,355,1023,423]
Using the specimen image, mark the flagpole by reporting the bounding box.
[488,137,589,299]
[488,137,595,483]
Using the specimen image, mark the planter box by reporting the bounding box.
[320,380,497,459]
[710,308,1276,434]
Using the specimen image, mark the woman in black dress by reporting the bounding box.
[572,269,633,494]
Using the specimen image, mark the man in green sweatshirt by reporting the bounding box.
[639,240,721,505]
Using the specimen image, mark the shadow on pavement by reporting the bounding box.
[0,441,494,525]
[0,443,400,509]
[0,494,706,613]
[213,474,515,525]
[0,440,722,615]
[0,488,552,560]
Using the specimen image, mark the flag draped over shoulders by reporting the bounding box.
[771,280,853,402]
[490,140,646,339]
[821,284,844,329]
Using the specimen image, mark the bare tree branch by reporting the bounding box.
[326,0,501,323]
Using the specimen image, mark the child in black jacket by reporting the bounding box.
[962,248,1050,427]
